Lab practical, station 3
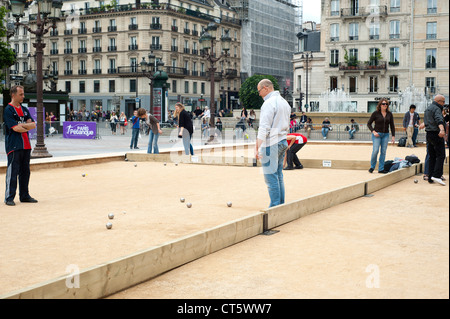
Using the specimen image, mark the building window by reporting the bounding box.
[349,23,359,40]
[349,76,357,93]
[390,0,400,12]
[349,48,358,61]
[172,80,177,93]
[109,80,115,93]
[185,81,189,94]
[369,48,380,66]
[427,0,437,14]
[79,81,85,93]
[369,76,378,93]
[330,24,339,41]
[389,20,400,39]
[201,82,205,95]
[130,79,136,93]
[331,0,340,16]
[330,76,338,91]
[389,75,398,92]
[426,49,437,68]
[369,22,380,40]
[389,47,400,65]
[193,82,198,94]
[330,50,339,66]
[426,77,436,94]
[426,22,437,39]
[65,81,71,93]
[94,80,100,93]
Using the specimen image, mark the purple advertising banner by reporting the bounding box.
[63,122,97,139]
[28,107,45,140]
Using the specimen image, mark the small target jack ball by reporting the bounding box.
[164,162,167,166]
[180,197,185,203]
[227,202,232,207]
[414,179,418,183]
[106,222,113,230]
[108,213,114,220]
[186,203,192,208]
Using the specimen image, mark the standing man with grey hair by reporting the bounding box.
[255,79,291,207]
[423,94,446,186]
[4,85,38,206]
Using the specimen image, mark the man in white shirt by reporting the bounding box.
[255,79,291,207]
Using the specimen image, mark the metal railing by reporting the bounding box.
[0,121,427,145]
[290,123,426,143]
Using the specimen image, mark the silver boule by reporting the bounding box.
[186,202,192,208]
[106,222,113,229]
[108,213,114,219]
[180,197,185,203]
[227,202,232,207]
[414,179,418,183]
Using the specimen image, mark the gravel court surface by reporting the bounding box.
[1,159,378,296]
[108,174,449,299]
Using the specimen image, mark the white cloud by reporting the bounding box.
[303,2,321,23]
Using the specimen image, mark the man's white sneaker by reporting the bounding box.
[431,177,446,186]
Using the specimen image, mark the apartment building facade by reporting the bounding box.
[25,0,241,118]
[313,0,448,113]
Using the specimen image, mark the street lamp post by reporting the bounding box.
[301,52,313,112]
[10,0,62,159]
[140,51,164,115]
[199,22,231,144]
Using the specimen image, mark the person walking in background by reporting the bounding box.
[402,105,421,148]
[367,98,396,174]
[254,79,291,208]
[129,110,140,149]
[4,85,38,206]
[422,95,446,186]
[175,103,194,155]
[119,112,127,135]
[321,117,331,140]
[110,111,118,135]
[305,117,313,138]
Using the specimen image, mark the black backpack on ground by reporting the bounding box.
[398,136,407,147]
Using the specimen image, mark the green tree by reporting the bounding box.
[0,6,17,93]
[238,74,280,109]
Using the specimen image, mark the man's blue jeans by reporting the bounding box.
[349,129,356,139]
[130,128,139,148]
[261,140,288,208]
[412,127,419,146]
[370,132,390,172]
[322,128,329,138]
[147,131,160,154]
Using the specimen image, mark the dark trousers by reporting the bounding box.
[286,143,305,168]
[5,149,31,202]
[130,128,139,148]
[426,131,445,179]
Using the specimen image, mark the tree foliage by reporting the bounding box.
[1,6,17,93]
[238,74,280,109]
